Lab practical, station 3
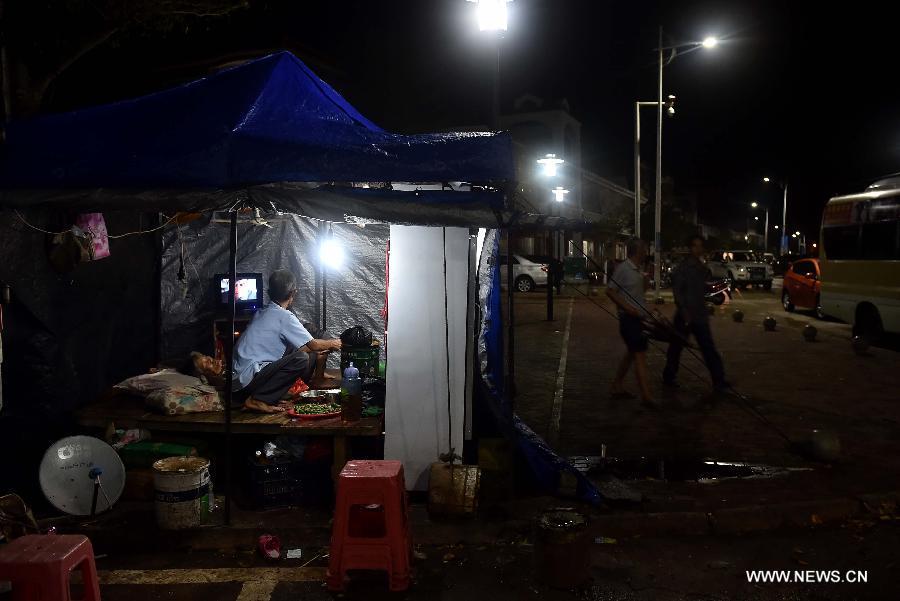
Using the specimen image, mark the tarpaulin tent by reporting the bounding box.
[0,51,601,512]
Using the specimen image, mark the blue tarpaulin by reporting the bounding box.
[0,51,513,192]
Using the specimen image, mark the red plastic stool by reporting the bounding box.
[326,460,411,592]
[0,534,101,601]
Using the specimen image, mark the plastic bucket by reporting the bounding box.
[152,456,211,530]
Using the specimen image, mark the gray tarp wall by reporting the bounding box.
[160,213,388,363]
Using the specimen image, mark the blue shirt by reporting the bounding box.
[610,259,648,314]
[233,303,313,388]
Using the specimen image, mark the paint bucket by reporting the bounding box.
[534,510,590,589]
[152,456,212,530]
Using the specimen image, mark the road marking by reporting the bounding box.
[96,567,326,585]
[548,298,574,445]
[237,580,278,601]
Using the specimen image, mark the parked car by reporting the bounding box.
[707,250,774,290]
[773,253,801,277]
[782,257,824,318]
[498,254,549,292]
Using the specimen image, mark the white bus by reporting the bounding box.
[819,176,900,341]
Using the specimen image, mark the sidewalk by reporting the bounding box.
[510,286,900,520]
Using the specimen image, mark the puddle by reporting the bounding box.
[569,455,813,483]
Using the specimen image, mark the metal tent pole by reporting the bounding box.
[506,229,516,411]
[222,210,238,526]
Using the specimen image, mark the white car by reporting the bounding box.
[708,250,774,290]
[498,254,549,292]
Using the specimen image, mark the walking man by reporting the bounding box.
[607,238,653,404]
[663,235,727,392]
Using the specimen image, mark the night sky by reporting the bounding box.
[45,0,899,238]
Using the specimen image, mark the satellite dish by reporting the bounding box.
[39,436,126,516]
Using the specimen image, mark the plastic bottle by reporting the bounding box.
[341,362,363,422]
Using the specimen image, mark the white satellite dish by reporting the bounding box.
[39,436,126,516]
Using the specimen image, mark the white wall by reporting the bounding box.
[385,226,469,491]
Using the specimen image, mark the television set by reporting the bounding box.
[214,273,263,315]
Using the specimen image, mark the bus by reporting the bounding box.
[819,176,900,341]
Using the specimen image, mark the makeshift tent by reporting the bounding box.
[0,51,601,510]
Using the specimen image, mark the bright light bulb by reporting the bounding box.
[754,216,759,221]
[795,231,801,236]
[537,153,564,177]
[474,0,509,31]
[751,201,758,208]
[774,225,779,229]
[763,177,771,183]
[552,187,569,202]
[320,238,344,269]
[702,36,719,49]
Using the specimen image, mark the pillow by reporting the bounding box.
[115,369,223,415]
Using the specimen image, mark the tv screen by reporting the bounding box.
[215,273,263,312]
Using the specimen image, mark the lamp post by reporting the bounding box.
[763,176,789,255]
[751,201,769,252]
[649,28,718,302]
[468,0,512,129]
[538,154,565,321]
[634,97,673,238]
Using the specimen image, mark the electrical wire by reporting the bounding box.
[13,209,178,239]
[441,227,455,462]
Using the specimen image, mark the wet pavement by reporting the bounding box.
[511,283,900,512]
[79,518,899,600]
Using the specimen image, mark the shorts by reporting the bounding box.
[619,313,648,353]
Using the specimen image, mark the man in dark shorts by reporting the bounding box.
[606,239,653,404]
[232,270,341,413]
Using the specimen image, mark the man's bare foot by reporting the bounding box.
[243,398,285,413]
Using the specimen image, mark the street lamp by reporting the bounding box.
[763,176,789,255]
[537,153,564,177]
[646,28,719,302]
[467,0,513,128]
[552,186,569,203]
[750,201,769,252]
[633,96,676,239]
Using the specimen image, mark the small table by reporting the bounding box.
[75,394,384,482]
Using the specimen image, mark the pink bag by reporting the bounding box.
[74,213,110,260]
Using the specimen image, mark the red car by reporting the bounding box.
[782,258,825,319]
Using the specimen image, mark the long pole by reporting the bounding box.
[492,33,501,129]
[781,183,788,255]
[634,102,641,238]
[222,209,237,526]
[506,229,516,410]
[764,208,769,252]
[654,26,663,301]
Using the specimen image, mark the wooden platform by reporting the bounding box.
[75,394,383,479]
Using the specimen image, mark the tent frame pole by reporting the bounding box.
[506,229,515,411]
[222,210,238,526]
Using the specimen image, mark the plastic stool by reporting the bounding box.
[326,460,410,592]
[0,534,101,601]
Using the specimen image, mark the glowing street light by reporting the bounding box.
[644,28,721,302]
[468,0,512,32]
[537,153,564,177]
[552,186,569,203]
[795,231,801,236]
[774,225,779,230]
[763,177,771,183]
[751,201,759,208]
[754,216,759,221]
